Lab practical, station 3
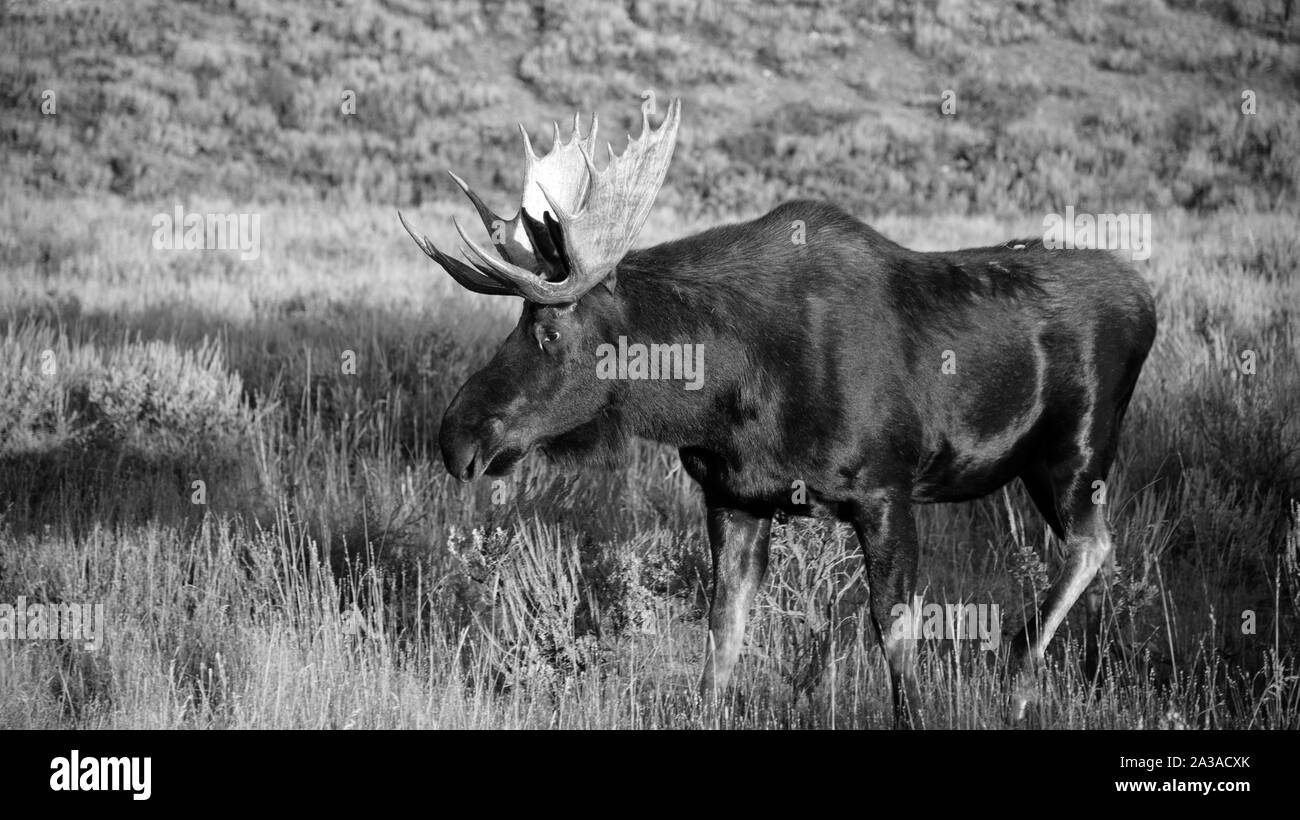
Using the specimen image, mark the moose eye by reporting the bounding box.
[534,326,561,350]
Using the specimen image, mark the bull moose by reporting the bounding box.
[400,95,1157,726]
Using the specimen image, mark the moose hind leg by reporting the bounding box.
[1012,461,1114,718]
[1083,539,1116,682]
[1015,510,1112,667]
[700,504,772,696]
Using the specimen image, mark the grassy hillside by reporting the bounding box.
[3,0,1299,217]
[0,0,1298,728]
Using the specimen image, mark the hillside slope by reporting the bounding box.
[2,0,1298,218]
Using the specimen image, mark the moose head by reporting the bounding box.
[400,95,682,482]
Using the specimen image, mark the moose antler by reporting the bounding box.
[400,94,681,304]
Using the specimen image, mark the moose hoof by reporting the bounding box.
[1010,670,1041,724]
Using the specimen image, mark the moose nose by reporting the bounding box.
[440,424,480,482]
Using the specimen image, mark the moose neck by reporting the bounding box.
[602,232,781,451]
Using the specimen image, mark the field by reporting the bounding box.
[2,0,1299,728]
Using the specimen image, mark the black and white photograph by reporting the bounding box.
[1,0,1297,791]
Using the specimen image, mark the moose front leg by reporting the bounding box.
[850,488,924,728]
[700,503,773,696]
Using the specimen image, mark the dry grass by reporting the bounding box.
[1,191,1296,728]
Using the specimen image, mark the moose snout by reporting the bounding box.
[439,388,479,480]
[439,390,507,482]
[440,423,481,482]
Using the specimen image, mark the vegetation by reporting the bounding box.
[4,0,1298,215]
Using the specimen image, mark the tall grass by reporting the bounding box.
[1,193,1296,728]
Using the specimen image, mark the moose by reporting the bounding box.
[400,95,1157,726]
